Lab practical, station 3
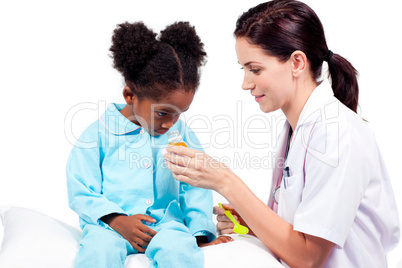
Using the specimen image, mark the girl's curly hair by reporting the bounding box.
[110,21,206,100]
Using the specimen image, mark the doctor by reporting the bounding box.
[164,0,400,267]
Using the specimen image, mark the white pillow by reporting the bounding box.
[0,207,81,268]
[0,207,283,268]
[0,207,151,267]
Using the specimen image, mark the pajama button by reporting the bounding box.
[146,199,152,205]
[140,129,145,134]
[144,163,151,169]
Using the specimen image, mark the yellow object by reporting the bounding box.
[167,130,188,147]
[218,203,249,234]
[168,141,187,147]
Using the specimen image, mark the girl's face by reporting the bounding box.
[123,89,194,136]
[235,37,294,113]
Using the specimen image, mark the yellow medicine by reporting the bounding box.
[167,130,187,147]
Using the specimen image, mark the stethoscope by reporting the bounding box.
[273,184,280,204]
[273,128,293,204]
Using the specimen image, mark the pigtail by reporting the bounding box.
[109,21,206,99]
[327,53,359,113]
[160,22,207,89]
[110,22,157,82]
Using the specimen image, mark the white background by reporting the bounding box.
[0,0,401,266]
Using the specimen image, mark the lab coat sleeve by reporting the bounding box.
[179,123,216,241]
[66,123,126,227]
[293,116,373,248]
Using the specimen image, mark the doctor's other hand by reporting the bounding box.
[164,146,236,193]
[101,213,157,252]
[213,203,255,236]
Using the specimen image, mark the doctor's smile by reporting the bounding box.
[253,94,265,102]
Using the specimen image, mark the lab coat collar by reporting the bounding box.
[100,103,142,135]
[296,79,334,130]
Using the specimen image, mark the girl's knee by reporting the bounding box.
[146,222,203,268]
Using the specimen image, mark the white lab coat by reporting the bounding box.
[269,80,400,267]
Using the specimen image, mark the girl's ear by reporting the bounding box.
[123,86,136,104]
[290,50,308,77]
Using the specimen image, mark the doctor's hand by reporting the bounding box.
[101,213,157,252]
[163,146,236,194]
[213,203,255,236]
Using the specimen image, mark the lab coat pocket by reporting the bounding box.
[278,172,305,224]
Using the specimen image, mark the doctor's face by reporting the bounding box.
[235,37,294,113]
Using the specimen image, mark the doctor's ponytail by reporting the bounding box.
[234,0,359,113]
[325,52,359,113]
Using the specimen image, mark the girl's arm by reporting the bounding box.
[177,123,217,241]
[164,146,334,268]
[67,140,126,226]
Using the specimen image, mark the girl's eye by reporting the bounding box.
[250,69,260,74]
[157,112,167,116]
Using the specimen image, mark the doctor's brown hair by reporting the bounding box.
[110,21,206,100]
[234,0,359,113]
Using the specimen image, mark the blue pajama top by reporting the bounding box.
[66,103,216,240]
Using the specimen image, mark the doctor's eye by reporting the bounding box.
[250,69,261,74]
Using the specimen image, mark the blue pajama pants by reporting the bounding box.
[74,220,203,268]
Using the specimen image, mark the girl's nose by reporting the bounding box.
[161,115,179,129]
[161,120,174,129]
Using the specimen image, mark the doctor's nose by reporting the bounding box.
[241,75,255,91]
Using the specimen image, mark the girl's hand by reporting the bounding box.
[198,235,234,247]
[213,203,255,236]
[163,146,235,194]
[102,214,157,252]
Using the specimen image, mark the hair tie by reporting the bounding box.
[325,50,333,62]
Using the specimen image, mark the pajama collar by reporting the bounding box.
[100,103,142,135]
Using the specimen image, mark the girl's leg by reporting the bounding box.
[75,224,136,268]
[145,220,203,268]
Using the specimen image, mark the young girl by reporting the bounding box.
[66,21,231,268]
[164,1,400,267]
